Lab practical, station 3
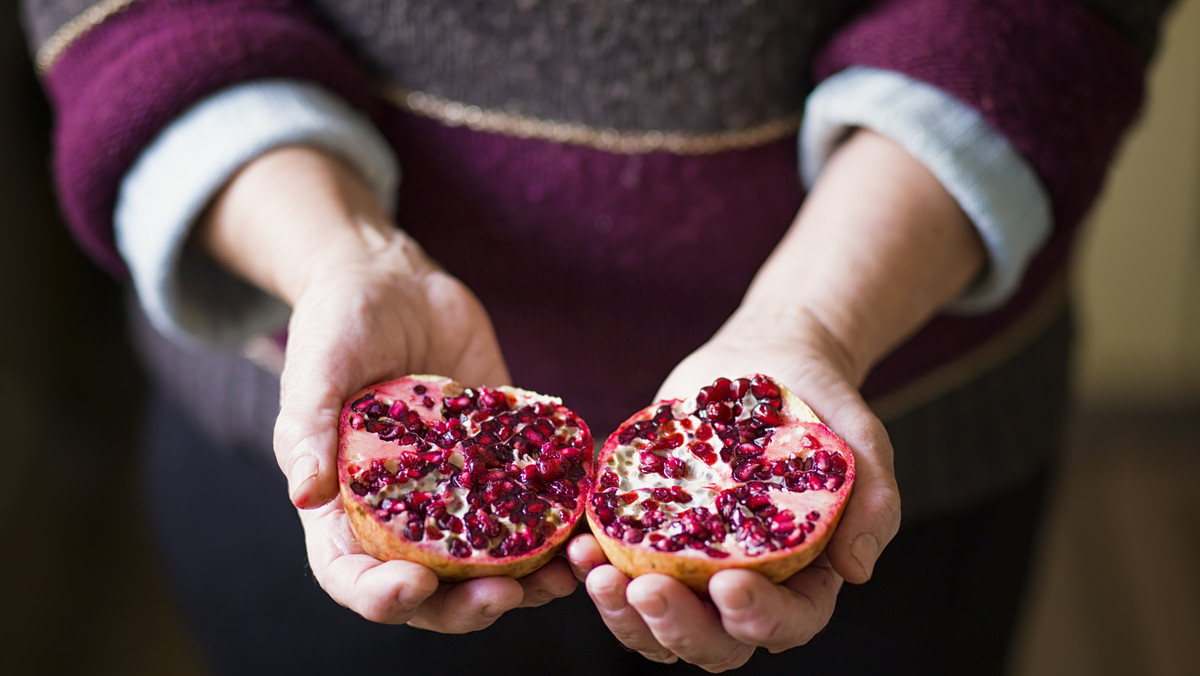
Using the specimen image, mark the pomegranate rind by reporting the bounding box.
[337,375,593,580]
[586,375,855,593]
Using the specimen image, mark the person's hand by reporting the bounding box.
[568,310,902,670]
[197,147,579,631]
[567,128,984,670]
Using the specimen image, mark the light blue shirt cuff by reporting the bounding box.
[115,79,400,347]
[801,67,1052,313]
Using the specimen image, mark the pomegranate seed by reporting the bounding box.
[538,457,565,481]
[733,460,760,482]
[784,472,806,492]
[830,453,848,475]
[694,424,714,441]
[752,402,783,426]
[749,376,780,399]
[352,394,375,412]
[705,402,732,424]
[783,530,806,547]
[639,452,665,475]
[403,520,424,541]
[657,538,684,552]
[689,441,717,465]
[600,469,620,489]
[447,539,471,558]
[812,450,832,472]
[731,378,751,399]
[737,442,764,458]
[664,457,687,480]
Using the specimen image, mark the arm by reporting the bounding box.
[570,129,975,668]
[195,145,579,629]
[569,0,1173,669]
[26,0,578,629]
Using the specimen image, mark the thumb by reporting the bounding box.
[822,407,901,584]
[273,335,353,509]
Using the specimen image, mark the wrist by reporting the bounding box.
[719,300,869,388]
[196,145,426,306]
[735,130,983,386]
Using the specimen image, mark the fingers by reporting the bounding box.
[406,577,527,633]
[273,293,366,509]
[709,558,842,652]
[586,566,679,665]
[274,392,344,509]
[625,574,757,672]
[300,504,440,624]
[566,534,609,582]
[516,557,579,608]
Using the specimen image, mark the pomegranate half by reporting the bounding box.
[586,374,854,592]
[337,375,593,580]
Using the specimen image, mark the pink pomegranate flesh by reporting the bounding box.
[337,375,593,580]
[586,374,854,592]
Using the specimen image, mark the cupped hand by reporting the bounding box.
[568,311,902,671]
[273,250,581,630]
[197,146,580,631]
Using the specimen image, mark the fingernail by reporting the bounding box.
[720,586,752,611]
[288,455,320,503]
[634,592,668,619]
[851,533,880,579]
[397,584,423,609]
[481,604,505,619]
[594,586,624,612]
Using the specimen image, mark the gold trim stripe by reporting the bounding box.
[380,85,802,155]
[870,274,1071,422]
[36,0,141,73]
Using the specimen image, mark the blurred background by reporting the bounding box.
[1,2,1196,674]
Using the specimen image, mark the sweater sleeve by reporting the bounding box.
[27,0,386,277]
[813,0,1157,265]
[115,79,399,347]
[801,67,1052,313]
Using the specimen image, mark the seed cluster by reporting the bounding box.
[591,376,849,557]
[346,384,590,560]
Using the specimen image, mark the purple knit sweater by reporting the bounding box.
[28,0,1158,433]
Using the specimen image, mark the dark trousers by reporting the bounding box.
[142,393,1050,676]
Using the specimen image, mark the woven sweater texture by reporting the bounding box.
[26,0,1171,437]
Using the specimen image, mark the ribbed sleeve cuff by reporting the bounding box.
[801,67,1052,313]
[115,80,399,347]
